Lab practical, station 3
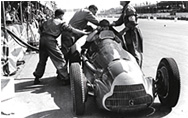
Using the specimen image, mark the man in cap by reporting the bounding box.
[33,9,88,85]
[111,1,143,67]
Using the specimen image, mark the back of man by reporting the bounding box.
[69,5,99,31]
[62,5,99,64]
[40,19,63,39]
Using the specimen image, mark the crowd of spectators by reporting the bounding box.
[2,1,53,28]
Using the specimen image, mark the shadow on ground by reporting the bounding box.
[15,77,171,118]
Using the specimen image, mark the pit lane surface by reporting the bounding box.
[1,19,188,118]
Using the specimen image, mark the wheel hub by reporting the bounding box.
[156,67,169,98]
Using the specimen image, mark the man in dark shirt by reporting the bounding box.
[67,4,99,43]
[111,1,143,67]
[61,5,99,65]
[33,9,88,85]
[69,5,99,31]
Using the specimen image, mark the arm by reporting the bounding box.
[61,22,89,35]
[71,27,89,35]
[111,14,124,26]
[86,30,98,42]
[85,12,99,26]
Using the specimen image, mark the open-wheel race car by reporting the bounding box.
[69,27,181,116]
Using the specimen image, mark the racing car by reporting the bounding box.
[69,27,180,115]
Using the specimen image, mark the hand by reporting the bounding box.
[96,26,102,32]
[85,32,91,35]
[96,26,101,29]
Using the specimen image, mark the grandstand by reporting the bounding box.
[135,1,188,14]
[98,1,188,21]
[135,1,188,20]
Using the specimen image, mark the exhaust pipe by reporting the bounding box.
[82,55,97,73]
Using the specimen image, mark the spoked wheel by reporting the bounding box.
[155,58,180,108]
[70,63,87,115]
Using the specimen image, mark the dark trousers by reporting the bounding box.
[125,27,143,66]
[33,35,68,79]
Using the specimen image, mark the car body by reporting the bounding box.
[69,28,180,115]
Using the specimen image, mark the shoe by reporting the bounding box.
[34,78,41,85]
[57,74,70,85]
[56,74,61,80]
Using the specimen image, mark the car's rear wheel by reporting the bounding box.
[155,58,180,108]
[70,63,87,115]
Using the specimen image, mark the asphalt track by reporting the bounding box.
[1,19,188,118]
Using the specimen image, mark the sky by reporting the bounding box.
[55,0,158,10]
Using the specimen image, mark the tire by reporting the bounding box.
[70,63,87,115]
[69,51,81,65]
[156,58,180,108]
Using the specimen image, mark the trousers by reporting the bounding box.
[124,27,143,67]
[33,35,68,79]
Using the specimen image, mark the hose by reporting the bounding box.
[1,26,39,51]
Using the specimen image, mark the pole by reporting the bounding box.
[26,1,29,43]
[20,1,23,24]
[2,1,10,76]
[2,1,7,39]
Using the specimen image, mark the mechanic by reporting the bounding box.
[60,5,100,64]
[110,1,143,66]
[69,4,99,32]
[33,9,88,85]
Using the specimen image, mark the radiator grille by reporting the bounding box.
[105,84,153,111]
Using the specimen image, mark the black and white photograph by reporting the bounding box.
[1,0,188,118]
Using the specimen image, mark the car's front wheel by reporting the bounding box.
[155,58,180,108]
[70,63,87,115]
